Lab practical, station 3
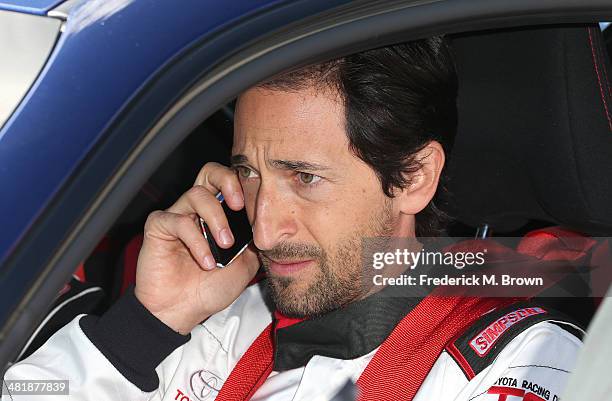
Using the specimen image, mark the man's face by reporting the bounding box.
[232,86,400,317]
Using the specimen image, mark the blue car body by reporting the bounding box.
[0,0,286,264]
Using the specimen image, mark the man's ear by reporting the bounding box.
[395,141,445,215]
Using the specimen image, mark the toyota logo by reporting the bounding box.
[189,370,222,401]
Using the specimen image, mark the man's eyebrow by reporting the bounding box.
[269,159,330,172]
[230,154,329,171]
[230,154,249,166]
[230,155,330,171]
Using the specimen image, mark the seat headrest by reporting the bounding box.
[448,24,612,235]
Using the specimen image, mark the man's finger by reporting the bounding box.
[145,211,217,270]
[166,186,235,249]
[194,162,244,211]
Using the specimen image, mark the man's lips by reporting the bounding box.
[266,258,314,276]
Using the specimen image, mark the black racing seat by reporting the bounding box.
[448,24,612,235]
[447,24,612,326]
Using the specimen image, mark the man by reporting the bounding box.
[3,37,582,401]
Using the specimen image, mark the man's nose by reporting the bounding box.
[251,184,297,251]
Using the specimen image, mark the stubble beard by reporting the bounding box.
[260,200,394,318]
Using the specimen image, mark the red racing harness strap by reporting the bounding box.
[215,295,515,401]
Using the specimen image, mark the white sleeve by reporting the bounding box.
[2,316,155,401]
[2,288,190,401]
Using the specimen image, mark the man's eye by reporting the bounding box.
[236,166,254,178]
[297,172,321,185]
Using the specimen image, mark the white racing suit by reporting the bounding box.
[2,282,583,401]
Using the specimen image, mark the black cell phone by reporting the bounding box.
[199,193,252,268]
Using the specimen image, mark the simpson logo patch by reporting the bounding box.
[470,307,547,356]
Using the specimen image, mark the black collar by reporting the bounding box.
[273,283,424,371]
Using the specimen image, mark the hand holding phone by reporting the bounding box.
[134,162,259,334]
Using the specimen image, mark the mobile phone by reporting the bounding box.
[199,193,252,268]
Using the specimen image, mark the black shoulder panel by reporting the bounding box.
[447,301,584,378]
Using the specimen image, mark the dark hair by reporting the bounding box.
[259,37,457,236]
